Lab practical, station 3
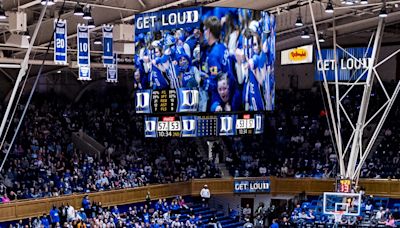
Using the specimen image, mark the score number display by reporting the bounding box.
[144,114,264,138]
[336,179,352,193]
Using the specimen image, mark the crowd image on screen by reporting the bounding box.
[133,8,276,112]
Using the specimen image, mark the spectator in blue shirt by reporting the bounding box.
[40,214,50,228]
[49,205,60,226]
[270,218,279,228]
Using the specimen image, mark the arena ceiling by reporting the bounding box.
[0,0,399,91]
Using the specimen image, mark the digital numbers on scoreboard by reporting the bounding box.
[144,114,264,138]
[197,115,217,137]
[157,116,181,137]
[336,179,352,193]
[236,114,256,135]
[151,90,177,113]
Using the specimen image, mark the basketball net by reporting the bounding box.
[334,211,344,223]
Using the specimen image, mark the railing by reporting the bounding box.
[1,177,400,222]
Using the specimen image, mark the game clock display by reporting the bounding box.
[144,114,264,138]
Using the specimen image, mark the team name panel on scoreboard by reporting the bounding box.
[144,114,264,138]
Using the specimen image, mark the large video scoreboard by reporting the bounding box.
[144,114,264,138]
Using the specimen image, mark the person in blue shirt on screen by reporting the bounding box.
[185,27,200,56]
[203,16,239,112]
[238,29,268,111]
[150,46,175,89]
[211,74,239,112]
[176,52,200,88]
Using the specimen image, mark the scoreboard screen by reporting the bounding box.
[336,179,352,193]
[144,114,264,138]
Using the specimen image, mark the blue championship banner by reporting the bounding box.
[234,180,270,193]
[106,54,118,83]
[54,19,67,64]
[135,7,200,33]
[102,25,114,66]
[78,65,91,81]
[77,24,90,66]
[315,47,372,81]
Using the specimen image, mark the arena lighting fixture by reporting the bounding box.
[344,0,355,5]
[74,4,84,16]
[295,16,303,27]
[24,31,30,39]
[325,0,334,13]
[83,7,92,20]
[301,29,310,39]
[41,0,56,6]
[87,19,95,29]
[0,8,7,20]
[318,33,326,42]
[360,0,368,4]
[379,7,388,17]
[94,37,102,45]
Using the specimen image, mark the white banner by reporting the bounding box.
[281,45,313,65]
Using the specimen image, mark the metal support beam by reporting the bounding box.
[0,57,135,69]
[0,2,47,151]
[345,19,385,179]
[308,0,343,177]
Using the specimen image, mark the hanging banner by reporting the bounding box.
[54,19,67,64]
[315,47,372,81]
[106,54,118,83]
[78,65,91,81]
[103,25,114,66]
[77,24,90,66]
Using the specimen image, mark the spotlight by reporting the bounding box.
[94,38,102,45]
[0,9,7,20]
[344,0,355,5]
[295,16,303,27]
[24,31,30,39]
[360,0,368,4]
[318,35,325,43]
[88,19,95,29]
[379,7,388,17]
[325,0,334,13]
[301,29,310,39]
[41,0,56,6]
[83,8,92,20]
[74,4,84,16]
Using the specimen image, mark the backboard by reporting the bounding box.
[323,192,361,216]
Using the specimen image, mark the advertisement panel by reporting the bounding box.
[281,45,313,65]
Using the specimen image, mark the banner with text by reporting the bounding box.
[54,19,67,64]
[103,25,114,66]
[77,24,90,66]
[135,7,201,33]
[234,179,270,193]
[315,47,372,81]
[281,45,313,65]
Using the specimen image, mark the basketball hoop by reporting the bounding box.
[334,211,344,223]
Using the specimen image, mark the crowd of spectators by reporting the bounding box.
[0,88,221,202]
[0,80,399,203]
[9,194,230,228]
[225,82,400,179]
